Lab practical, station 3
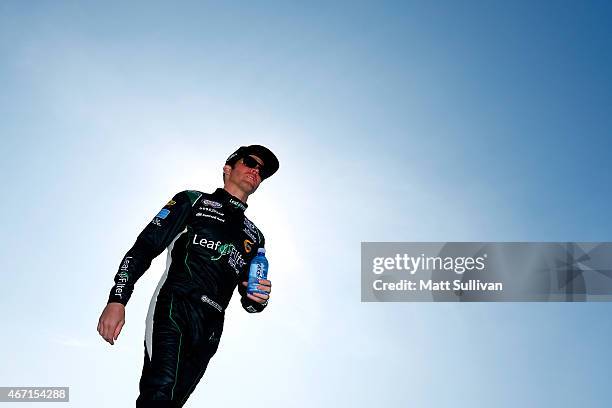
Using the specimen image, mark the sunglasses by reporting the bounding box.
[240,156,269,179]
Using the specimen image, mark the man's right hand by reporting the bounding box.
[97,302,125,345]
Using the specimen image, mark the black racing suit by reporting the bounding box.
[107,188,268,407]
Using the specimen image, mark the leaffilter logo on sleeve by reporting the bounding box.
[114,256,132,298]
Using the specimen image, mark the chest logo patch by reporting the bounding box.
[201,199,223,208]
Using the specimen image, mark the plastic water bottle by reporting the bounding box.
[247,248,269,295]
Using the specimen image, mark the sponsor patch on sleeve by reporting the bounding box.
[156,209,171,219]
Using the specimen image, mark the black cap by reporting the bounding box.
[225,145,279,180]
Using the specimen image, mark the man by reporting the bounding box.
[97,145,279,407]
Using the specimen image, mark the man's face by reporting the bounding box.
[224,154,264,194]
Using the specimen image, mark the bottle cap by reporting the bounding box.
[258,248,266,254]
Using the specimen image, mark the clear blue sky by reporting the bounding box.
[1,1,611,407]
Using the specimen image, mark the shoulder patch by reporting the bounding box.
[156,209,170,219]
[244,217,262,242]
[184,190,203,206]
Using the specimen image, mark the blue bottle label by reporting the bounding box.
[247,257,268,295]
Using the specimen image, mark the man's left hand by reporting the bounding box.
[242,279,271,303]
